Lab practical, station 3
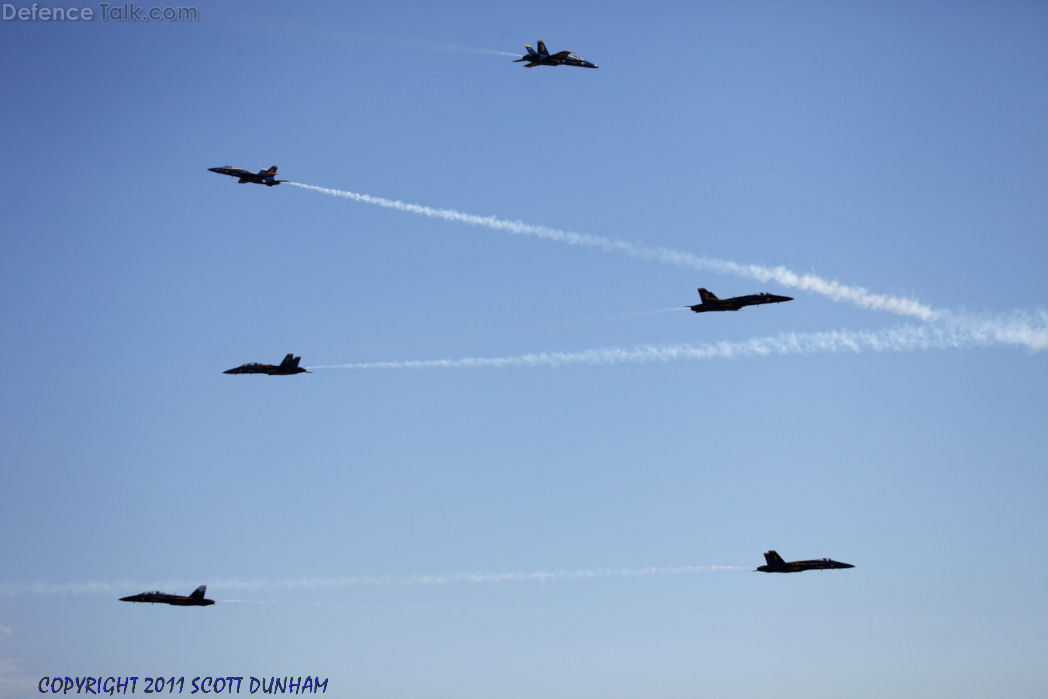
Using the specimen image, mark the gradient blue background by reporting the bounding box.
[1,1,1046,696]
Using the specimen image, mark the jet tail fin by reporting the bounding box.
[189,585,207,600]
[698,288,719,303]
[524,44,537,56]
[763,551,785,567]
[537,40,549,57]
[278,354,303,369]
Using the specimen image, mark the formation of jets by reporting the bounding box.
[514,40,598,69]
[208,164,284,186]
[186,38,843,607]
[756,550,854,573]
[119,548,855,607]
[120,585,214,606]
[224,353,308,376]
[688,287,794,313]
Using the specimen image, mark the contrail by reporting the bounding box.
[287,182,935,320]
[309,311,1048,371]
[0,565,745,597]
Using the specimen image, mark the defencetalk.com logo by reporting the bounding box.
[2,3,199,22]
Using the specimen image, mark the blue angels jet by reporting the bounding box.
[224,353,308,376]
[208,164,284,186]
[757,550,854,573]
[688,287,794,313]
[514,40,598,69]
[120,585,214,606]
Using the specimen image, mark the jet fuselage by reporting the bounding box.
[514,40,598,69]
[689,288,793,313]
[224,354,308,376]
[208,165,283,186]
[757,550,854,573]
[120,586,214,606]
[223,363,306,375]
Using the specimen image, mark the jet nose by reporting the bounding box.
[208,167,221,173]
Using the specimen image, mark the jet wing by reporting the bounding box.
[549,50,573,61]
[524,63,540,68]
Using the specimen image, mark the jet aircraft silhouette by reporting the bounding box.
[688,287,793,313]
[756,550,854,573]
[208,165,284,186]
[120,585,214,606]
[224,353,308,375]
[514,40,598,69]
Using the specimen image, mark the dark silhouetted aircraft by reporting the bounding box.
[120,585,214,606]
[514,40,598,69]
[688,288,793,313]
[224,354,308,376]
[208,165,284,186]
[756,550,854,573]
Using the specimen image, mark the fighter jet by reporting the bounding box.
[208,165,284,186]
[224,353,308,376]
[756,550,854,573]
[514,40,598,69]
[688,287,793,313]
[119,585,214,606]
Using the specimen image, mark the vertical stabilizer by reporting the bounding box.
[698,288,719,303]
[189,585,206,600]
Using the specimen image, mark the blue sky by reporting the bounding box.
[1,1,1046,696]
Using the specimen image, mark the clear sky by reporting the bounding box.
[1,1,1047,697]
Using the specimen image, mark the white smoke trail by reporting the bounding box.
[287,182,935,320]
[309,311,1048,371]
[0,565,744,597]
